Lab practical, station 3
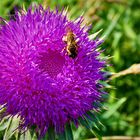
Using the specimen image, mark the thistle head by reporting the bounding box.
[0,5,106,138]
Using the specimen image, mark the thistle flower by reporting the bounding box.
[0,5,105,137]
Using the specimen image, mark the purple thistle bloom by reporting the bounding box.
[0,6,105,136]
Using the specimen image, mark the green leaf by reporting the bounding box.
[90,127,102,140]
[57,131,66,140]
[31,133,37,140]
[19,130,33,140]
[86,111,103,128]
[3,116,20,140]
[98,81,112,89]
[78,117,90,130]
[102,13,122,39]
[48,127,55,140]
[103,97,127,119]
[79,115,102,140]
[65,123,73,140]
[24,130,32,140]
[0,116,10,131]
[19,133,24,140]
[124,24,136,39]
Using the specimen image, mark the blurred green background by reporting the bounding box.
[0,0,140,139]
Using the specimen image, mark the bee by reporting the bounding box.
[62,27,79,59]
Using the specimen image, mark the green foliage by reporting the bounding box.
[0,0,139,139]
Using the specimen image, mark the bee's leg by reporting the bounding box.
[62,36,67,43]
[62,47,65,52]
[75,38,79,43]
[61,47,66,54]
[61,48,67,57]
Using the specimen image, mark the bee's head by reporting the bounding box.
[69,53,77,59]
